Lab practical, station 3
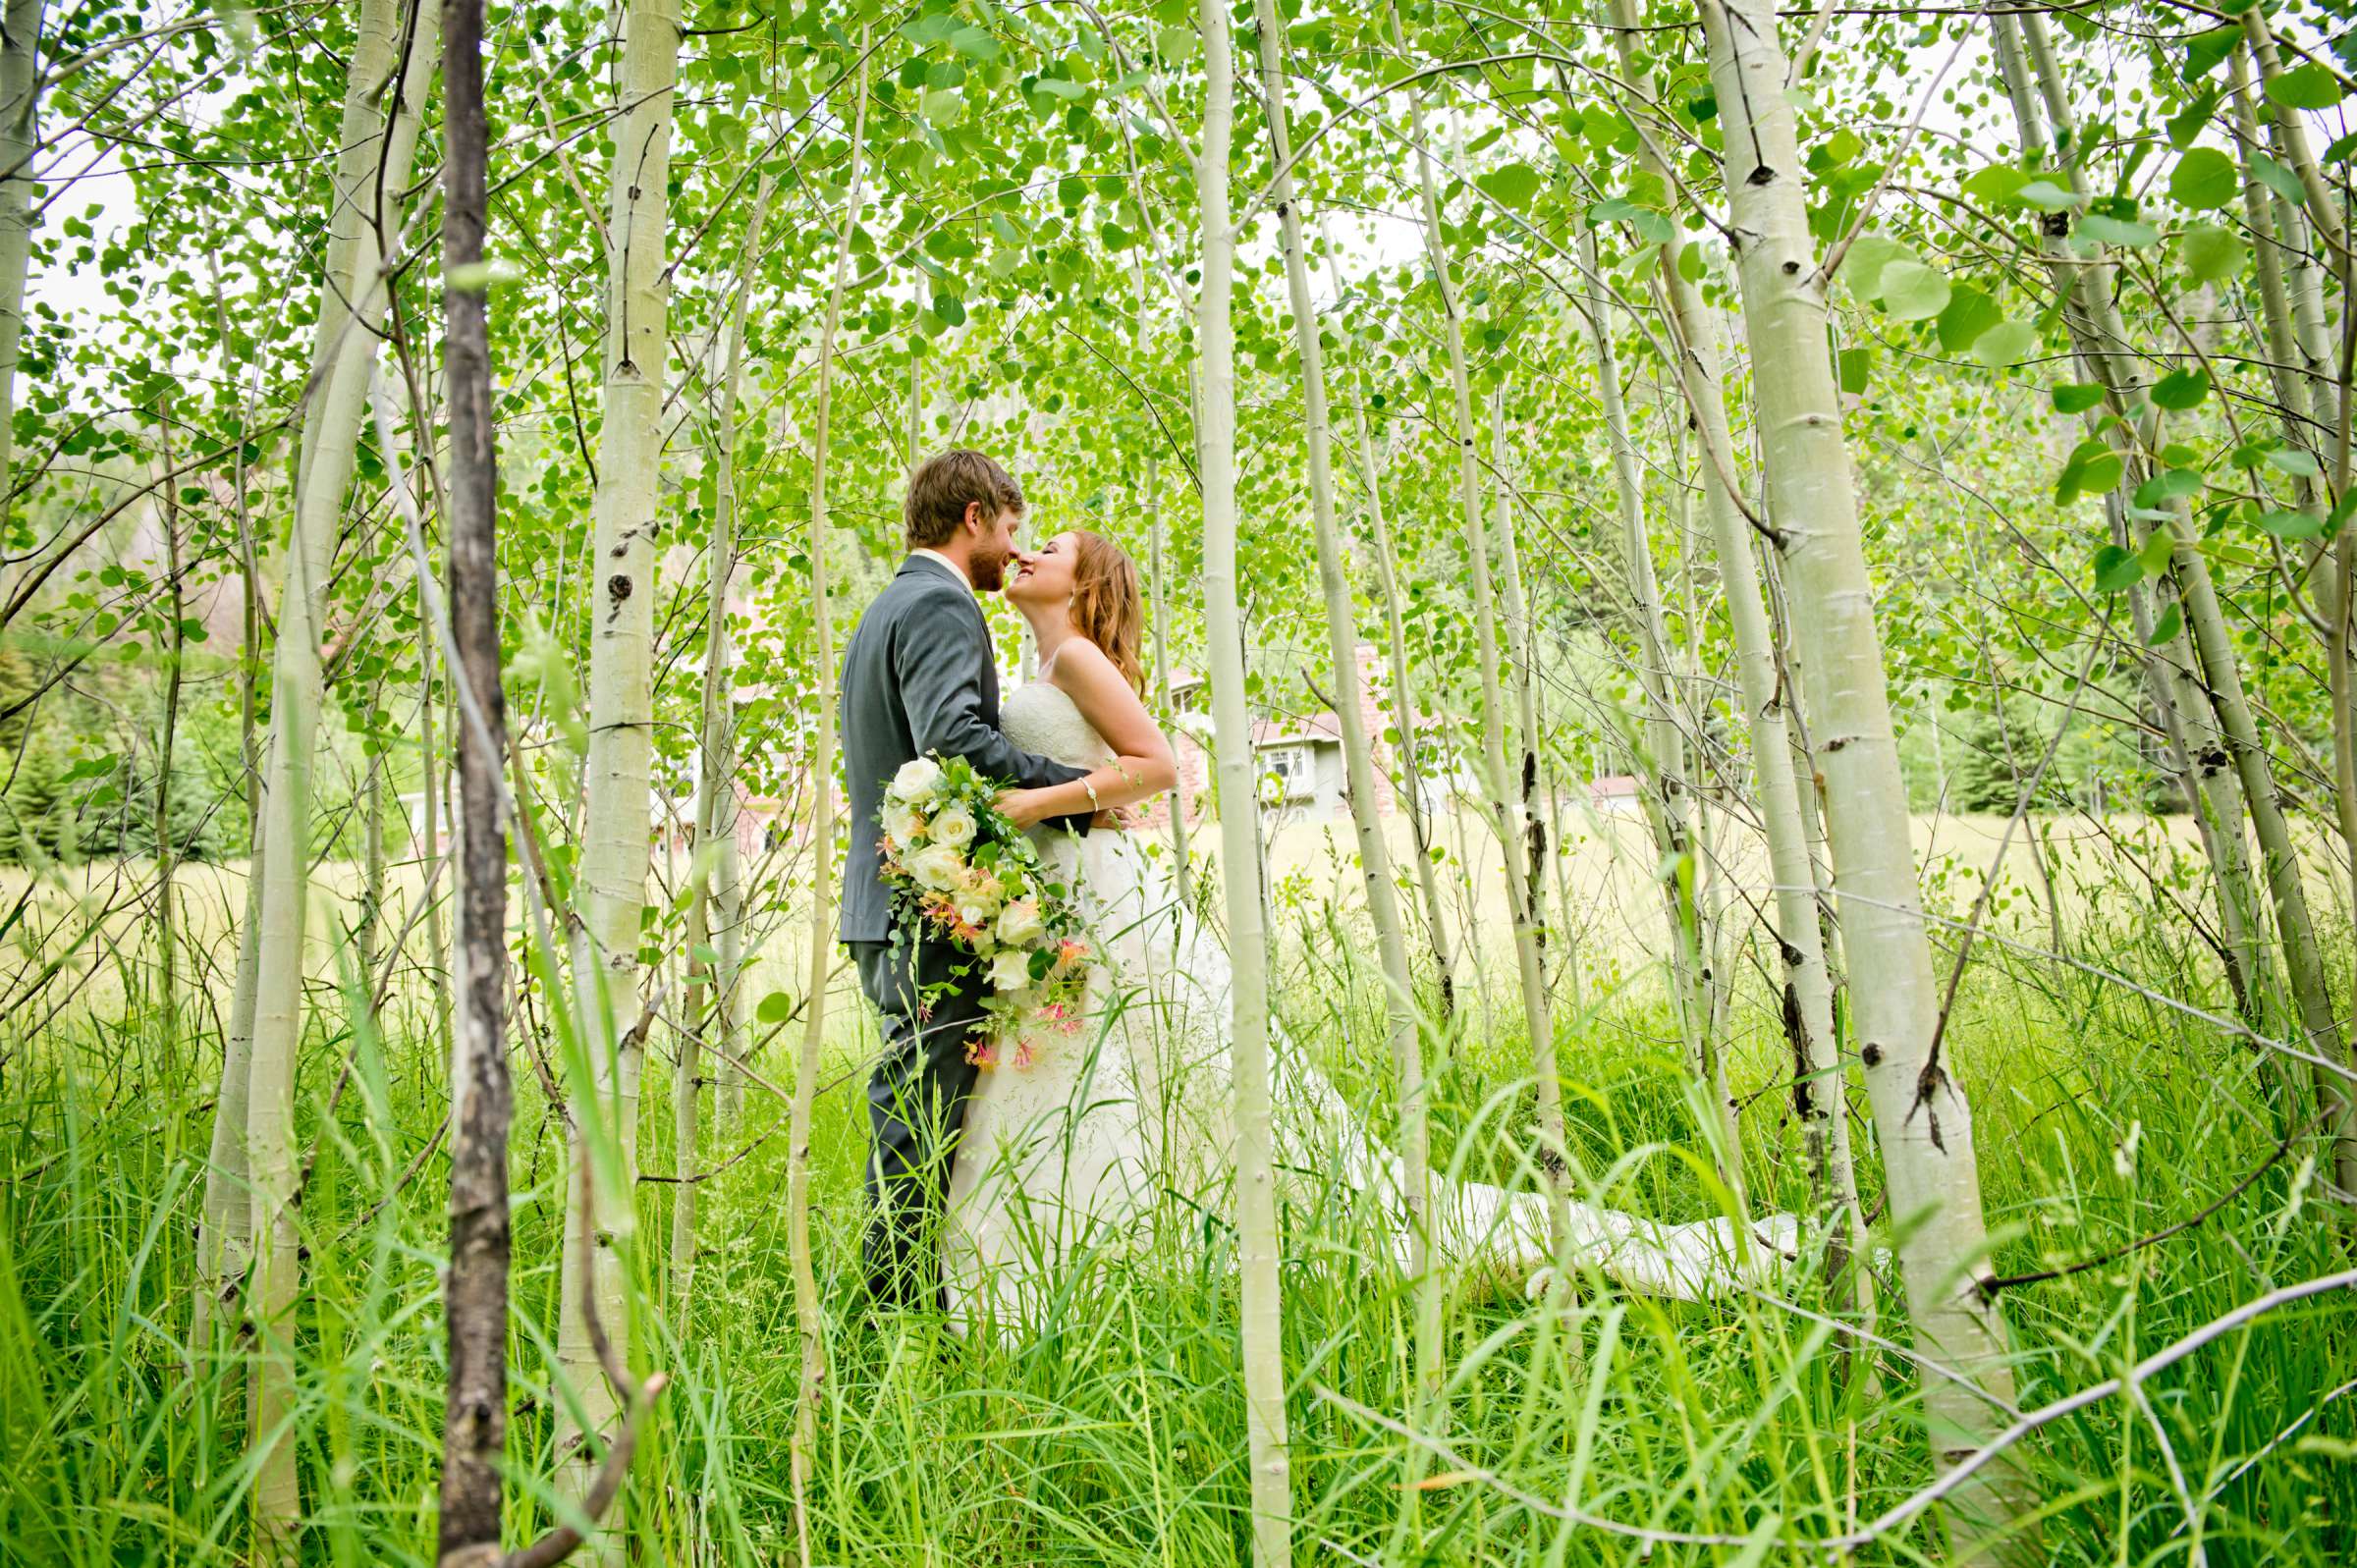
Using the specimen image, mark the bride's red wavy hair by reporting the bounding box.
[1069,530,1146,695]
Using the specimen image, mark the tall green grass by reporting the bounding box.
[2,865,2352,1565]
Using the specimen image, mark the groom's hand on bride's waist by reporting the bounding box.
[995,785,1054,829]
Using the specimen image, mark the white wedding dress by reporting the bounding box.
[941,676,1798,1325]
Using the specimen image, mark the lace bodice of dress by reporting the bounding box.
[1001,679,1115,773]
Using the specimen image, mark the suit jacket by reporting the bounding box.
[837,555,1090,944]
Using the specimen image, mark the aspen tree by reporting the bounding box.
[0,0,41,527]
[1984,8,2275,1026]
[1570,229,1738,1196]
[1319,257,1459,1016]
[1396,2,1566,1254]
[244,3,435,1550]
[1200,5,1288,1561]
[1609,0,1860,1298]
[787,51,866,1567]
[2001,10,2354,1197]
[1251,0,1438,1501]
[1698,1,2032,1553]
[434,0,509,1548]
[675,174,773,1304]
[556,0,684,1524]
[1487,393,1549,961]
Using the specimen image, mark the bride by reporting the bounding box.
[944,528,1794,1325]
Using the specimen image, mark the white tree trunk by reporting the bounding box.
[244,1,435,1552]
[1253,0,1436,1503]
[1700,1,2031,1554]
[1199,7,1288,1562]
[786,55,866,1566]
[0,0,42,528]
[674,175,772,1307]
[1622,85,1867,1303]
[1399,14,1566,1255]
[556,1,683,1535]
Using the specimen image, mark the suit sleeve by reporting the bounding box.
[896,594,1094,834]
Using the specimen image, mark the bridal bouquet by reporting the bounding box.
[876,751,1091,1068]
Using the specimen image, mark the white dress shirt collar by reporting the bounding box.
[909,547,971,591]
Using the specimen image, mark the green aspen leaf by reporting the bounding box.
[2056,437,2124,504]
[920,86,966,127]
[1838,232,1910,298]
[755,991,797,1024]
[1935,285,2002,352]
[1631,208,1676,246]
[1677,241,1707,283]
[2256,508,2327,538]
[2150,368,2211,409]
[2330,487,2357,532]
[2052,382,2107,413]
[2266,64,2344,112]
[2091,543,2144,591]
[2249,151,2305,204]
[1962,164,2028,206]
[2265,444,2322,477]
[2015,179,2082,212]
[1974,318,2039,369]
[2145,602,2184,645]
[933,294,967,327]
[2185,27,2241,80]
[1880,259,1950,320]
[2166,147,2238,209]
[2078,212,2161,247]
[903,13,959,46]
[1099,220,1134,250]
[949,25,1002,61]
[2132,467,2204,508]
[2137,526,2178,576]
[2180,223,2248,283]
[1155,25,1198,62]
[1838,346,1872,395]
[2165,93,2220,150]
[1474,162,1543,206]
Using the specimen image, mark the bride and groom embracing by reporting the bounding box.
[839,449,1792,1325]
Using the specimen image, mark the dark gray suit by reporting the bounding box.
[839,554,1089,1307]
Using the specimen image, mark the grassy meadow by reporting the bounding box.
[2,805,2353,1564]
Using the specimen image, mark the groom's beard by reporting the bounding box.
[968,542,1011,593]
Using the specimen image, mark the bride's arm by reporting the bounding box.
[999,640,1176,826]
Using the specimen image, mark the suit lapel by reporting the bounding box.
[899,554,1000,719]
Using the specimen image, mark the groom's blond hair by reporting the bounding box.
[904,450,1023,550]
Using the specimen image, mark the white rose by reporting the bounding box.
[907,842,966,892]
[882,800,923,843]
[890,756,945,802]
[996,897,1046,948]
[990,949,1035,992]
[955,892,998,930]
[931,802,976,847]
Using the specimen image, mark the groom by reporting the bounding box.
[839,449,1094,1311]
